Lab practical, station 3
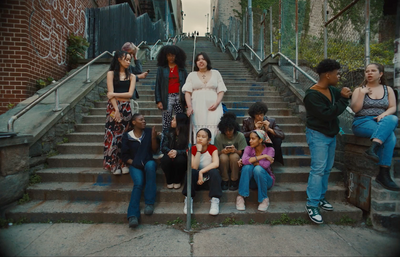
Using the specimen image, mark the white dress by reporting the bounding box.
[182,69,227,143]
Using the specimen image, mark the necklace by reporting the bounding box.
[199,70,208,84]
[170,66,175,73]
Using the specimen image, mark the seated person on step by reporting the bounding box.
[242,102,285,165]
[236,130,275,212]
[182,128,222,216]
[214,112,247,191]
[160,113,190,190]
[121,113,159,229]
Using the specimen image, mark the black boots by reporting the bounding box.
[376,166,400,191]
[364,141,381,163]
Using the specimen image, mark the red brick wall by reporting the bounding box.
[0,0,116,114]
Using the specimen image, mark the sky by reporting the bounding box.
[181,0,211,35]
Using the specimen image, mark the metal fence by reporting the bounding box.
[212,0,392,133]
[86,3,166,58]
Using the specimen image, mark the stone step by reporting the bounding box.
[65,131,305,144]
[82,109,293,123]
[36,166,330,185]
[24,181,345,203]
[47,153,309,168]
[5,200,362,224]
[73,122,305,134]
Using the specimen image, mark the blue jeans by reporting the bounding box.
[127,160,157,220]
[352,115,398,166]
[306,127,336,207]
[238,164,273,203]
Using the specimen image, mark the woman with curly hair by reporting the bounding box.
[182,52,227,143]
[214,112,247,191]
[154,45,188,139]
[242,102,285,165]
[103,50,136,175]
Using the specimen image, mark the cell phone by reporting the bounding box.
[146,69,150,73]
[225,145,234,149]
[203,174,210,182]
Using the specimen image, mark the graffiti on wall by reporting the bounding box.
[29,0,87,65]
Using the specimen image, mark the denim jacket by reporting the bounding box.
[154,66,188,110]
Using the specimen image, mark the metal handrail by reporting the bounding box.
[244,43,262,70]
[7,50,115,132]
[137,41,146,48]
[272,51,354,114]
[226,41,238,53]
[186,34,197,232]
[218,39,226,52]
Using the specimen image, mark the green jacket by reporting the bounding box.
[303,86,349,137]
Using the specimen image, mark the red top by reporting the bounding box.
[168,66,180,94]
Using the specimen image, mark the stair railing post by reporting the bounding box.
[86,65,91,83]
[185,118,192,232]
[53,87,62,112]
[270,6,273,54]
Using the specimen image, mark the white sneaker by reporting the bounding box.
[122,167,129,174]
[167,184,174,189]
[236,195,245,211]
[173,183,181,189]
[183,197,193,214]
[209,197,220,215]
[113,169,121,175]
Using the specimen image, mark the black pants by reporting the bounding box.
[160,154,187,184]
[182,168,222,198]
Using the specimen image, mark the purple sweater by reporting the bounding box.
[242,146,276,186]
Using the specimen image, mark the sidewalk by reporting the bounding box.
[1,223,399,256]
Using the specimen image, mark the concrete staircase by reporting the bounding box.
[6,37,362,224]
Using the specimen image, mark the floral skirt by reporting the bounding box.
[103,100,132,172]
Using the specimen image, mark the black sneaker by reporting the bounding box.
[221,181,229,191]
[305,205,323,224]
[144,204,154,215]
[319,198,333,211]
[128,216,138,228]
[229,180,239,191]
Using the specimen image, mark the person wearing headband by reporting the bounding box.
[236,129,275,212]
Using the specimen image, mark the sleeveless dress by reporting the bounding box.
[103,80,132,173]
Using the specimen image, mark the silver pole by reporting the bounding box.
[270,6,273,53]
[293,0,298,83]
[248,0,253,48]
[324,0,328,59]
[260,13,264,60]
[53,88,62,112]
[185,119,193,232]
[86,66,91,83]
[365,0,370,66]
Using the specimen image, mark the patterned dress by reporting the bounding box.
[103,80,132,172]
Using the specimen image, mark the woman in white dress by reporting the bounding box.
[182,52,227,143]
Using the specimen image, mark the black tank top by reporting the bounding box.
[114,80,130,93]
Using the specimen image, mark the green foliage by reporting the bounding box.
[248,219,256,225]
[79,219,94,224]
[0,218,14,228]
[18,193,30,204]
[67,33,90,67]
[46,150,59,158]
[166,217,183,225]
[55,218,74,223]
[29,173,42,185]
[6,103,15,110]
[15,217,29,225]
[366,217,372,227]
[335,215,355,225]
[63,137,69,143]
[269,214,310,225]
[35,77,55,90]
[222,217,244,226]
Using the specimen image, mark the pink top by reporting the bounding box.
[242,146,276,186]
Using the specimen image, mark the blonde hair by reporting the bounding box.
[121,42,138,53]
